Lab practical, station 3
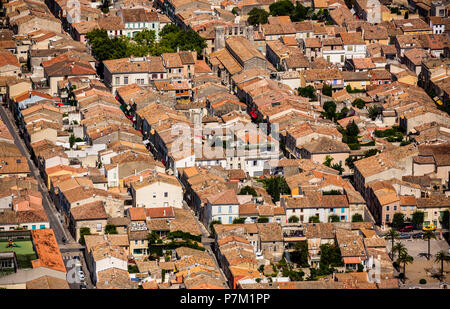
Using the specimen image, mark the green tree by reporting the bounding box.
[309,216,320,223]
[319,243,343,268]
[434,250,450,279]
[134,29,156,49]
[86,29,129,60]
[392,242,406,261]
[288,215,299,223]
[331,161,344,175]
[423,230,436,260]
[323,101,337,121]
[368,105,381,120]
[209,220,221,238]
[239,186,257,197]
[104,224,118,234]
[79,227,91,246]
[298,85,317,99]
[323,155,333,167]
[352,213,364,222]
[231,7,238,15]
[269,0,294,16]
[364,148,379,158]
[385,229,400,259]
[412,211,425,229]
[397,250,414,281]
[257,217,269,223]
[441,210,449,229]
[328,214,340,222]
[392,213,405,229]
[69,134,76,149]
[291,241,309,267]
[147,231,159,245]
[345,156,357,170]
[247,8,269,26]
[346,121,360,137]
[290,3,313,21]
[159,24,179,37]
[322,84,332,97]
[233,217,246,224]
[260,176,290,202]
[352,98,365,109]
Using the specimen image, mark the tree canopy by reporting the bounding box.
[86,24,206,61]
[248,8,269,26]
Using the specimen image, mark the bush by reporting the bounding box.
[309,216,320,223]
[419,279,427,284]
[257,217,269,223]
[233,217,246,224]
[352,213,364,222]
[288,216,299,223]
[128,264,139,273]
[239,186,257,196]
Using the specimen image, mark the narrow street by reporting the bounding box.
[182,201,229,288]
[0,105,73,245]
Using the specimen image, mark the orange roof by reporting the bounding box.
[31,229,66,273]
[128,207,146,221]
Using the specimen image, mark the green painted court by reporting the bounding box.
[0,240,35,255]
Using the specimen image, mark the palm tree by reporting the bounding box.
[385,229,400,259]
[392,242,406,261]
[397,250,414,282]
[434,250,450,279]
[423,230,436,260]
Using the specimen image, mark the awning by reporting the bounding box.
[343,257,361,264]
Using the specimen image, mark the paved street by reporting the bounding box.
[0,105,73,245]
[62,251,94,289]
[182,201,229,288]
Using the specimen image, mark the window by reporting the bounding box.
[341,208,345,213]
[253,160,257,166]
[217,217,222,223]
[386,206,390,211]
[228,205,232,213]
[124,76,128,84]
[218,206,222,213]
[394,206,397,211]
[327,56,330,62]
[135,240,138,245]
[115,77,120,85]
[386,214,390,221]
[97,223,102,232]
[164,192,168,198]
[32,225,36,230]
[341,55,345,62]
[347,45,353,51]
[228,217,232,224]
[153,193,156,198]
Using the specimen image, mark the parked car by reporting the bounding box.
[412,232,424,239]
[80,284,87,289]
[400,225,413,232]
[78,271,85,281]
[422,224,436,231]
[399,233,411,239]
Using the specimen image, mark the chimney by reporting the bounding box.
[214,26,225,51]
[248,25,254,43]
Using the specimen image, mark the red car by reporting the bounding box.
[399,225,413,232]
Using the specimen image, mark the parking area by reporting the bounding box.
[62,251,92,289]
[387,236,450,288]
